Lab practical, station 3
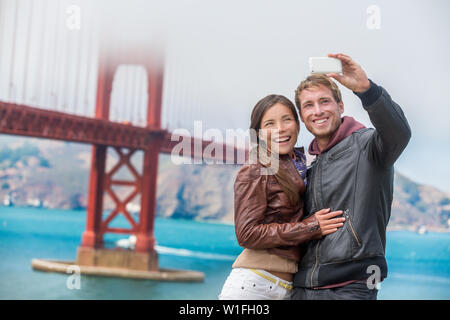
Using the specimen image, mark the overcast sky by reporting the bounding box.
[1,0,449,192]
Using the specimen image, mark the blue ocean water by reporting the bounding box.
[0,206,449,300]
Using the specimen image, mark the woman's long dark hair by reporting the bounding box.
[249,94,301,207]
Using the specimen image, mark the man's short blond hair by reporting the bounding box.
[294,74,342,112]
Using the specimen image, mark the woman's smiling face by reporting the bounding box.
[258,102,300,155]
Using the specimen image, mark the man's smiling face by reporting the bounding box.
[298,84,344,145]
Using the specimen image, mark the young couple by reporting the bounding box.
[218,53,411,300]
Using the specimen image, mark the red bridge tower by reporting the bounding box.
[77,45,165,272]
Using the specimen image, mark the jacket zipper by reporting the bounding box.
[313,156,321,210]
[310,156,321,288]
[310,241,319,288]
[344,209,361,247]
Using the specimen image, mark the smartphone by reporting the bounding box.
[309,57,342,74]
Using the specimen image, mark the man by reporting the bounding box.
[292,53,411,300]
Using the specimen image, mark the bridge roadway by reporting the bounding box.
[0,100,245,162]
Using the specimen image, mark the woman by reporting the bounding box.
[218,94,345,300]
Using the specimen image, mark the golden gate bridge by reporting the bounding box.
[0,0,247,280]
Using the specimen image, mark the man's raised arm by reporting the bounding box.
[327,53,411,167]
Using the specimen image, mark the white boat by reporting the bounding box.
[126,203,141,214]
[115,235,136,249]
[26,198,42,207]
[3,195,13,206]
[417,226,427,235]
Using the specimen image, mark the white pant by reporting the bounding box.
[218,268,293,300]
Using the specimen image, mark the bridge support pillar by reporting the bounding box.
[135,144,160,253]
[76,246,158,271]
[81,145,107,248]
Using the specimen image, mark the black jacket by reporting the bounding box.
[293,81,411,288]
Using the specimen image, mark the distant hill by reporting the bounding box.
[0,137,449,232]
[392,172,450,232]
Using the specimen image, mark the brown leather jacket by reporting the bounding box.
[234,151,322,262]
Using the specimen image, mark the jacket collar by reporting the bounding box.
[308,116,366,156]
[279,146,305,160]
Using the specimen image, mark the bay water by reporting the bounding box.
[0,207,449,300]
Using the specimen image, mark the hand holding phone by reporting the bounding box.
[325,53,371,93]
[309,57,342,75]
